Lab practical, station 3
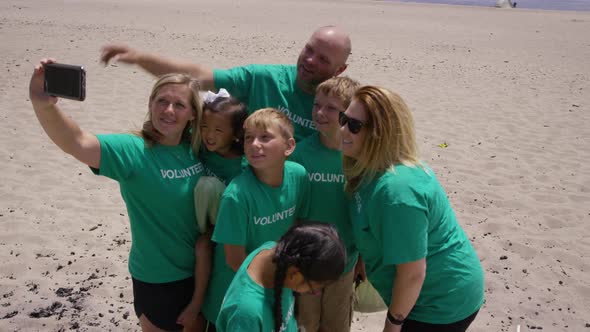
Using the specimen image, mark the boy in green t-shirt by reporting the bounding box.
[201,108,311,327]
[290,76,361,332]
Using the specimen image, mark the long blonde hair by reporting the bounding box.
[138,73,203,155]
[343,86,420,193]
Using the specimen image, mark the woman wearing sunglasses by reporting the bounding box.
[340,86,484,332]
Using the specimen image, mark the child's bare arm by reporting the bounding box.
[177,231,213,329]
[224,244,247,272]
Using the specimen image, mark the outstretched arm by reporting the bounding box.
[30,59,101,169]
[100,44,215,91]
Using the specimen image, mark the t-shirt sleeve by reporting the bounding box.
[223,304,263,331]
[380,203,428,265]
[91,134,141,181]
[213,65,257,103]
[212,192,249,245]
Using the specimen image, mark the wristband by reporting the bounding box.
[386,311,405,325]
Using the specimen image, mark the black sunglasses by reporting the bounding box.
[339,112,364,134]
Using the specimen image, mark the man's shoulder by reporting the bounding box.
[218,63,294,75]
[248,64,296,84]
[247,63,295,72]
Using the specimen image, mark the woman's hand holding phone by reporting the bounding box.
[30,58,59,109]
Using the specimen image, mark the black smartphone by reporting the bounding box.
[43,63,86,101]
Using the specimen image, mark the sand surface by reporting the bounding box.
[1,0,589,331]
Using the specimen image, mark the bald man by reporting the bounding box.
[101,26,351,141]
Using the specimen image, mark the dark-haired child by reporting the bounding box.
[200,89,249,184]
[216,223,346,332]
[201,108,310,328]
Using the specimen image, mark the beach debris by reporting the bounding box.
[27,282,39,293]
[89,223,102,231]
[1,310,18,319]
[55,287,73,297]
[29,301,64,318]
[437,142,449,148]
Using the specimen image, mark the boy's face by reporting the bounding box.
[312,92,345,137]
[244,124,295,170]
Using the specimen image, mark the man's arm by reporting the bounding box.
[100,44,215,91]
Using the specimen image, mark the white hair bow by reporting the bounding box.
[203,88,230,104]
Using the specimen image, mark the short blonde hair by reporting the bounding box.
[243,108,294,141]
[140,73,203,154]
[316,76,360,109]
[343,86,421,193]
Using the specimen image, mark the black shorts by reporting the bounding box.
[401,309,479,332]
[132,276,194,331]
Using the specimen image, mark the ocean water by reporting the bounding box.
[394,0,590,11]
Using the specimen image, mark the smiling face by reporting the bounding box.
[295,28,350,91]
[149,83,194,146]
[340,99,367,159]
[201,110,236,156]
[312,92,345,138]
[244,124,294,171]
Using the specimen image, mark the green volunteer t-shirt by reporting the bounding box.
[92,134,204,283]
[214,64,316,141]
[199,148,247,185]
[203,161,310,323]
[290,133,358,273]
[216,241,297,332]
[350,164,484,324]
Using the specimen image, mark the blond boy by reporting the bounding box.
[290,77,361,332]
[202,108,311,327]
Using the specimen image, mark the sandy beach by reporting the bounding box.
[1,0,589,331]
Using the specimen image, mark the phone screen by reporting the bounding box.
[44,63,85,101]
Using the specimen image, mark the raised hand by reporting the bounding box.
[29,58,58,108]
[100,44,140,66]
